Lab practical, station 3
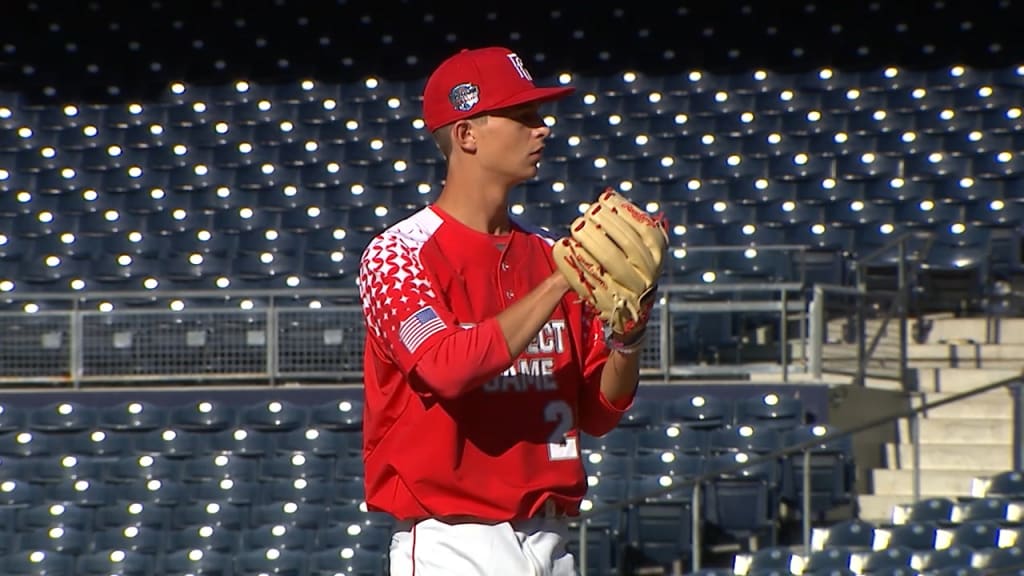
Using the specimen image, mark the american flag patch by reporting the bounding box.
[398,306,446,353]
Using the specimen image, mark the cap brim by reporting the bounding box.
[488,86,576,112]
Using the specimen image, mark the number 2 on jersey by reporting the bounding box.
[545,399,579,461]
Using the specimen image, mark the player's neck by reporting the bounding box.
[434,171,513,236]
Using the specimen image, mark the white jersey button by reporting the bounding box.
[505,290,515,300]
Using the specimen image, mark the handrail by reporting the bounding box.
[576,372,1024,574]
[853,230,934,272]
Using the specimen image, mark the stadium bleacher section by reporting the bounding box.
[1,1,1023,575]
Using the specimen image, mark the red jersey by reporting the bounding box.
[357,204,633,522]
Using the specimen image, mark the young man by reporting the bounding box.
[357,46,646,575]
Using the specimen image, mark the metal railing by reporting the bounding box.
[0,247,818,387]
[575,373,1024,576]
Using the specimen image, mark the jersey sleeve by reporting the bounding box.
[576,312,635,436]
[358,232,512,399]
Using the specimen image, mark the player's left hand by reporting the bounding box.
[552,188,669,338]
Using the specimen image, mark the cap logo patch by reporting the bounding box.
[506,53,533,80]
[449,82,480,112]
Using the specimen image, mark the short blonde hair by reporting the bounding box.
[431,116,488,160]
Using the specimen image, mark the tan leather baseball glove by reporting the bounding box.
[552,188,669,336]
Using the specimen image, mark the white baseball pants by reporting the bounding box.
[389,516,577,576]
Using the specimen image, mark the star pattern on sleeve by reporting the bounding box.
[358,231,440,345]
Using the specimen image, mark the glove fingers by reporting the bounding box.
[553,238,637,333]
[571,215,650,294]
[598,190,669,275]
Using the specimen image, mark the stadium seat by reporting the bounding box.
[915,546,975,575]
[92,527,164,555]
[857,546,915,574]
[239,400,307,432]
[170,501,244,531]
[28,402,98,432]
[941,523,1003,550]
[17,526,91,555]
[980,470,1024,499]
[169,401,237,432]
[664,393,733,430]
[77,549,154,576]
[98,401,168,432]
[249,501,323,530]
[811,518,876,551]
[893,496,957,526]
[184,454,260,483]
[704,452,781,548]
[310,547,387,576]
[780,424,855,518]
[134,428,201,459]
[95,502,169,531]
[160,548,231,576]
[876,522,942,551]
[15,503,92,532]
[636,426,708,456]
[1,550,76,576]
[310,399,363,431]
[734,392,807,430]
[801,548,855,576]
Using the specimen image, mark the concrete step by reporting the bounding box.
[916,368,1023,393]
[872,469,1000,496]
[896,418,1013,445]
[912,391,1014,419]
[924,317,1024,345]
[857,494,912,524]
[884,444,1013,471]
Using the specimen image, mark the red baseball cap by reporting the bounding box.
[422,47,575,132]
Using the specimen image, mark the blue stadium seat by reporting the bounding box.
[106,455,182,485]
[160,548,231,576]
[261,452,332,481]
[170,501,243,531]
[983,470,1024,499]
[310,400,362,431]
[239,400,307,432]
[133,428,201,459]
[0,431,52,458]
[636,426,708,456]
[310,548,387,576]
[580,427,636,456]
[780,424,855,517]
[1,550,76,576]
[240,524,312,553]
[92,527,164,555]
[169,400,237,432]
[249,501,323,530]
[894,496,957,526]
[734,392,807,430]
[973,546,1024,573]
[17,526,91,555]
[275,427,352,460]
[915,546,975,575]
[15,503,92,531]
[624,474,695,572]
[812,518,876,551]
[98,401,168,432]
[28,401,98,432]
[859,546,915,574]
[954,497,1015,523]
[704,452,781,547]
[877,522,941,551]
[77,548,154,576]
[801,548,854,576]
[95,502,169,532]
[0,403,27,434]
[707,425,782,456]
[944,522,1002,550]
[184,454,260,483]
[582,451,632,479]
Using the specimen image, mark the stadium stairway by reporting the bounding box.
[853,316,1024,523]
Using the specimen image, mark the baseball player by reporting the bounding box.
[357,46,668,575]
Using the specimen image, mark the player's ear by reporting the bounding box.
[452,119,478,154]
